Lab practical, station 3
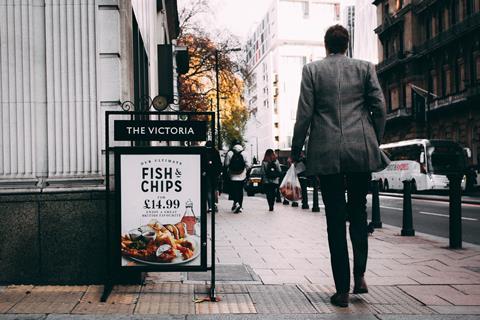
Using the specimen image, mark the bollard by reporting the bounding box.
[312,177,320,212]
[370,180,382,228]
[401,179,415,236]
[448,174,463,249]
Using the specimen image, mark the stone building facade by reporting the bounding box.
[373,0,480,165]
[0,0,180,284]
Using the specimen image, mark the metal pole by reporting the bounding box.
[401,180,415,236]
[312,177,320,212]
[448,174,462,249]
[215,50,221,150]
[371,180,382,228]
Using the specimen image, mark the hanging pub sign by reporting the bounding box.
[114,120,207,141]
[115,147,207,271]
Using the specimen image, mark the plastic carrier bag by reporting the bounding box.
[279,164,302,201]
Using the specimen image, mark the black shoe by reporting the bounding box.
[283,200,289,205]
[330,293,349,308]
[302,204,309,209]
[291,201,299,207]
[269,206,274,211]
[275,199,282,203]
[231,203,237,211]
[234,206,242,214]
[353,276,368,294]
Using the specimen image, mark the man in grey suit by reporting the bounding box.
[291,25,387,307]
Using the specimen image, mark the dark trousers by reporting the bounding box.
[230,181,244,207]
[264,183,278,209]
[319,172,371,294]
[299,177,309,206]
[206,178,217,210]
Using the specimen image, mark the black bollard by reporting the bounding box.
[312,177,320,212]
[371,180,382,228]
[401,179,415,236]
[448,174,463,249]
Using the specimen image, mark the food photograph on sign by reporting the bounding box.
[119,154,202,267]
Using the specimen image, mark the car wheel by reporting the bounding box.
[378,179,384,191]
[384,180,389,192]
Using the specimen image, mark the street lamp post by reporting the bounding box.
[215,47,241,150]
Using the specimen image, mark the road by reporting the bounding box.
[366,194,480,245]
[251,191,480,245]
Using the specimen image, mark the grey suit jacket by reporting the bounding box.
[292,54,388,175]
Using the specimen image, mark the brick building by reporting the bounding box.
[373,0,480,165]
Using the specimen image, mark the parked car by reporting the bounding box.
[244,165,264,196]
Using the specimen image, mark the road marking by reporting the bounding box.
[380,205,403,211]
[420,211,478,221]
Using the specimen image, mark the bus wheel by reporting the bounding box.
[384,180,389,192]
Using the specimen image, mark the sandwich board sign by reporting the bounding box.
[103,110,217,301]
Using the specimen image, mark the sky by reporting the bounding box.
[179,0,356,41]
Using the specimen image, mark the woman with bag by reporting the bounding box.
[261,149,282,211]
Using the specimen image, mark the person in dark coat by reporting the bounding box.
[205,141,222,213]
[261,149,282,211]
[291,25,388,308]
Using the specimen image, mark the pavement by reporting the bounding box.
[1,193,480,319]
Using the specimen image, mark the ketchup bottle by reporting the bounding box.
[180,199,198,235]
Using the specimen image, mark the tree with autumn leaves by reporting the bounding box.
[177,1,249,149]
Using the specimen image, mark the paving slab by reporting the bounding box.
[186,265,258,282]
[142,284,194,295]
[0,286,33,313]
[194,284,249,294]
[0,315,46,320]
[135,293,195,314]
[378,316,480,320]
[429,306,480,315]
[247,285,316,314]
[46,315,185,320]
[7,286,84,314]
[70,286,137,314]
[187,315,378,320]
[194,294,256,314]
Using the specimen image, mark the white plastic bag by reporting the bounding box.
[279,164,302,201]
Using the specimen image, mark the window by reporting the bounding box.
[459,61,466,90]
[302,1,309,18]
[430,70,438,95]
[438,8,443,32]
[432,14,437,36]
[390,87,400,110]
[451,1,457,25]
[442,65,452,95]
[395,0,403,11]
[425,16,431,40]
[444,7,450,30]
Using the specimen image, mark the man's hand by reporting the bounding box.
[290,146,301,163]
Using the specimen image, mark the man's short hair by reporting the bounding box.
[324,25,349,54]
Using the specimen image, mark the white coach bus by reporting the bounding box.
[372,139,467,192]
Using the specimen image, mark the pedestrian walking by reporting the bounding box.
[224,142,249,213]
[291,25,388,307]
[205,141,222,213]
[261,149,282,211]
